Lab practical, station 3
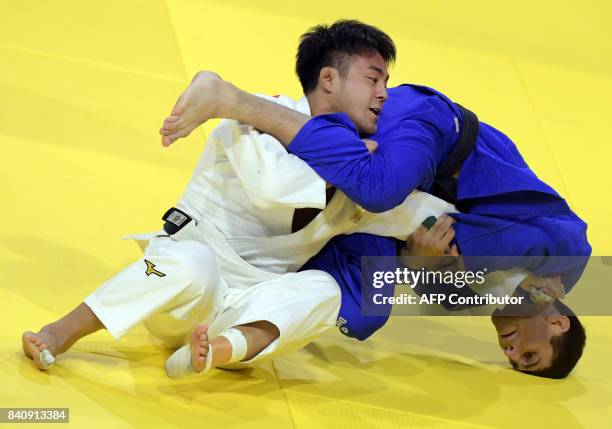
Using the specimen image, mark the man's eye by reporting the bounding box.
[368,77,378,84]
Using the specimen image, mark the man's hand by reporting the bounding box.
[518,274,565,303]
[160,71,237,146]
[400,215,460,270]
[407,215,459,257]
[362,139,378,153]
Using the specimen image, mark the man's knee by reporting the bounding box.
[301,270,342,314]
[171,240,220,291]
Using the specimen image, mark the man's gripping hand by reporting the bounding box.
[518,274,566,303]
[400,215,460,270]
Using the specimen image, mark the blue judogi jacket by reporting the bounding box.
[292,84,591,340]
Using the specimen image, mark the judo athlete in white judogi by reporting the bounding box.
[21,28,401,375]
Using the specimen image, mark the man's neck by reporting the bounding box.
[306,91,335,117]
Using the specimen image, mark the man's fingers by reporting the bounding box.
[555,283,566,300]
[520,274,566,301]
[428,215,453,241]
[421,216,437,230]
[533,275,565,299]
[448,244,460,256]
[362,139,379,153]
[529,288,555,304]
[413,225,428,238]
[404,235,414,251]
[546,276,566,299]
[440,227,456,247]
[438,217,456,245]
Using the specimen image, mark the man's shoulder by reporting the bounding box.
[380,84,459,127]
[388,84,455,107]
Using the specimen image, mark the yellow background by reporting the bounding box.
[1,1,611,427]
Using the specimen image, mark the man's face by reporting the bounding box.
[331,52,389,135]
[491,311,569,372]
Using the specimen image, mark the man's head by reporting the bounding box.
[491,300,585,378]
[296,20,396,135]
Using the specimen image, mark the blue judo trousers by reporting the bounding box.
[293,84,591,340]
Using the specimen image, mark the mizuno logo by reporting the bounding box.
[144,260,166,277]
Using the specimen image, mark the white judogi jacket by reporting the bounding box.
[166,95,455,273]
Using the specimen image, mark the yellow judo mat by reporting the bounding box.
[1,1,611,427]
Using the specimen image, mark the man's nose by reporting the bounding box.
[503,345,520,360]
[377,85,388,103]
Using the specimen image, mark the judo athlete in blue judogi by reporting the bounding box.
[294,83,590,379]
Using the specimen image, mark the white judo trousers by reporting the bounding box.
[84,217,341,367]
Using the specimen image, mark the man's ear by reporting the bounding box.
[319,67,338,93]
[546,314,570,334]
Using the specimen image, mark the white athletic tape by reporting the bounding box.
[164,343,213,379]
[220,328,248,363]
[39,349,55,369]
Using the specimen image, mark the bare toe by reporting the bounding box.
[171,104,185,116]
[22,331,53,370]
[189,324,209,372]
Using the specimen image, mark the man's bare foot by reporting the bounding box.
[190,324,209,373]
[160,71,236,147]
[21,330,59,370]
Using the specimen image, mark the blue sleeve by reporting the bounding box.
[288,113,437,212]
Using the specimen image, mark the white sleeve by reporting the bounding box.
[210,96,326,210]
[357,192,458,239]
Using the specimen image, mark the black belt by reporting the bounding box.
[428,104,479,207]
[162,207,194,235]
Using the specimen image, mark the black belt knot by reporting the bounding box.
[162,207,194,235]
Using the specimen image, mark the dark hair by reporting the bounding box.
[295,20,396,94]
[524,300,586,379]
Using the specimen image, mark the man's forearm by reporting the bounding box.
[224,84,310,146]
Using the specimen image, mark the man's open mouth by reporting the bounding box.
[369,107,380,117]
